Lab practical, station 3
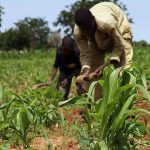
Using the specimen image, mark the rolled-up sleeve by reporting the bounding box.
[74,25,91,71]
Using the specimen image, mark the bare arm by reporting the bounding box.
[32,67,58,90]
[48,67,58,84]
[88,60,119,80]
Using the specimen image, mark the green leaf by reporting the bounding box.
[119,84,133,94]
[48,113,53,120]
[99,140,108,150]
[129,108,150,116]
[94,141,108,150]
[58,96,87,106]
[84,108,92,133]
[0,144,10,150]
[128,72,136,85]
[0,119,9,131]
[109,83,133,105]
[136,84,150,104]
[90,112,100,120]
[111,94,135,134]
[141,73,147,89]
[98,80,104,87]
[41,126,52,150]
[30,98,38,107]
[107,67,122,102]
[0,99,14,110]
[17,107,30,137]
[59,112,65,127]
[87,81,98,102]
[0,86,3,102]
[0,110,4,121]
[27,107,34,122]
[94,142,101,150]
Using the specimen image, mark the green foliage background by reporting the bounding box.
[0,46,150,149]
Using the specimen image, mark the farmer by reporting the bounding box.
[48,35,81,99]
[74,2,133,99]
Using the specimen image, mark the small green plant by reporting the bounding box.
[1,48,150,149]
[0,86,62,149]
[61,66,150,149]
[0,95,34,149]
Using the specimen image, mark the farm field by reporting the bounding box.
[0,47,150,150]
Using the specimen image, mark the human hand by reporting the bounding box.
[87,72,98,81]
[76,74,89,85]
[76,71,100,83]
[76,66,90,83]
[94,64,106,77]
[61,78,68,87]
[58,86,65,93]
[76,75,87,95]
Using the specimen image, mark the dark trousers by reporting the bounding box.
[57,72,72,99]
[57,68,80,99]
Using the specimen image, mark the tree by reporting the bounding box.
[0,28,29,51]
[133,40,150,48]
[0,4,4,28]
[0,28,15,50]
[15,17,50,49]
[0,17,51,50]
[54,0,133,34]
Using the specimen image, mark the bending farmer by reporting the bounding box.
[74,2,133,98]
[48,35,81,99]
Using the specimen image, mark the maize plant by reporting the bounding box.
[0,87,61,149]
[61,66,150,149]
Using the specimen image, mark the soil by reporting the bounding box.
[59,107,85,124]
[10,135,80,150]
[135,100,150,127]
[9,107,83,150]
[135,87,150,150]
[30,136,79,150]
[9,83,150,150]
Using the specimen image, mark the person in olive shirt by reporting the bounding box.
[48,35,81,99]
[74,2,133,99]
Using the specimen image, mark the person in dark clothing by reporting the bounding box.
[48,35,81,99]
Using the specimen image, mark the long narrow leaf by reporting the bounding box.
[136,84,150,104]
[87,81,98,102]
[58,95,87,106]
[111,94,135,134]
[0,86,3,102]
[94,141,108,150]
[141,73,147,89]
